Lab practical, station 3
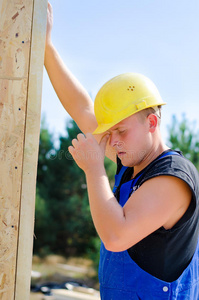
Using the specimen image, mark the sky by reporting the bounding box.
[41,0,199,144]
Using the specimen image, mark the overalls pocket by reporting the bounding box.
[123,251,171,300]
[98,243,124,289]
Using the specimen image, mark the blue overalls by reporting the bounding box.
[98,152,199,299]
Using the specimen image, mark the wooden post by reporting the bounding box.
[0,0,47,299]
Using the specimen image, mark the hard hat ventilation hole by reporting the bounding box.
[127,86,135,91]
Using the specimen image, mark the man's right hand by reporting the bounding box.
[46,3,53,48]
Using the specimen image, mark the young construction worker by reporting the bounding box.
[45,3,199,299]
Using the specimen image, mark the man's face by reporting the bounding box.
[107,113,151,167]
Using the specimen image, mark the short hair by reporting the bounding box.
[138,105,162,125]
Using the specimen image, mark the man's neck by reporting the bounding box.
[133,143,169,178]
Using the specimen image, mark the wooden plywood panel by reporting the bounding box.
[15,0,47,299]
[0,78,28,299]
[0,0,34,297]
[0,0,47,299]
[0,0,32,78]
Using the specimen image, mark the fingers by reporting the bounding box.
[70,133,108,152]
[99,133,110,150]
[71,138,78,148]
[69,134,86,155]
[68,145,74,155]
[68,133,96,157]
[47,2,53,20]
[47,2,51,10]
[77,133,86,141]
[68,145,77,161]
[46,2,53,37]
[68,134,88,167]
[47,2,53,15]
[71,133,85,146]
[68,133,107,171]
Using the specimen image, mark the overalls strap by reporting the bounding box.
[117,151,180,207]
[114,151,180,191]
[112,165,128,193]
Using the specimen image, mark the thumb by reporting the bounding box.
[99,133,110,152]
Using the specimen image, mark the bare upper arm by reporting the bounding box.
[111,175,192,251]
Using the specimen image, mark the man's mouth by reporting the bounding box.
[118,151,126,157]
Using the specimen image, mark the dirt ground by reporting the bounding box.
[30,290,100,300]
[31,255,100,300]
[32,255,98,284]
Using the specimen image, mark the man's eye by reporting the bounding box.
[118,130,125,134]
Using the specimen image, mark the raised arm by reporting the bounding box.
[44,3,98,134]
[44,3,116,162]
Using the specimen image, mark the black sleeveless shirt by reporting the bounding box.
[115,150,199,282]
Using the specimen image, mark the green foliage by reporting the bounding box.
[167,114,199,170]
[34,117,56,255]
[86,236,101,276]
[105,156,117,189]
[34,118,116,260]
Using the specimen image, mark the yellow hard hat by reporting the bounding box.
[93,73,166,134]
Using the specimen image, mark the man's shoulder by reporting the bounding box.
[139,153,199,194]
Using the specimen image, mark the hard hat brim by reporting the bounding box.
[92,102,166,135]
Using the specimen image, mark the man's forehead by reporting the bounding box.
[107,121,124,132]
[108,115,136,132]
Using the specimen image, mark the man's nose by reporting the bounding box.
[109,135,124,149]
[109,134,117,148]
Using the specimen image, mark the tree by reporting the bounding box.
[34,117,55,255]
[34,119,116,257]
[167,114,199,170]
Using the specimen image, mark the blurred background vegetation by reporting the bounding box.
[33,115,199,271]
[34,118,116,270]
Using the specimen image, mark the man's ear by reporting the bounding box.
[148,114,158,133]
